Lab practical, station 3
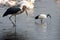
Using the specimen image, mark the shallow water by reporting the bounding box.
[0,0,60,40]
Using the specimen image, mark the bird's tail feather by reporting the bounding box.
[35,15,39,19]
[2,13,8,17]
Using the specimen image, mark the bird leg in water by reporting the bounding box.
[9,15,16,35]
[14,15,16,36]
[9,15,16,27]
[14,15,16,27]
[41,19,43,23]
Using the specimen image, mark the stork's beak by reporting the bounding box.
[22,6,28,16]
[25,10,28,16]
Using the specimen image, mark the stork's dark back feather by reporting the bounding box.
[3,7,21,17]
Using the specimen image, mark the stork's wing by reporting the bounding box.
[3,7,21,17]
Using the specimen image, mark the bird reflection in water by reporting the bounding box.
[35,20,48,32]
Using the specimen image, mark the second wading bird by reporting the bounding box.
[2,5,27,26]
[35,14,51,23]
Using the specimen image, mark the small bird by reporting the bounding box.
[6,0,16,7]
[2,5,27,26]
[0,0,3,4]
[0,0,16,7]
[22,0,35,3]
[0,0,8,6]
[35,14,51,23]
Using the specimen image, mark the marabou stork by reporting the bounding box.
[2,5,27,26]
[2,0,35,26]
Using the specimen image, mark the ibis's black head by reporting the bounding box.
[22,6,27,11]
[47,14,51,18]
[35,15,39,19]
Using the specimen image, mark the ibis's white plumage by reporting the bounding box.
[35,14,51,23]
[39,14,47,19]
[35,14,51,19]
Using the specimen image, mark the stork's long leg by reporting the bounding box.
[14,15,16,32]
[14,15,16,37]
[9,15,16,27]
[14,15,16,26]
[9,15,17,36]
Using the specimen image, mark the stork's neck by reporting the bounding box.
[20,6,27,13]
[22,6,27,11]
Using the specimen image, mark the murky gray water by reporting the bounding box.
[0,0,60,40]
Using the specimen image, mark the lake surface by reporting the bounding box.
[0,0,60,40]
